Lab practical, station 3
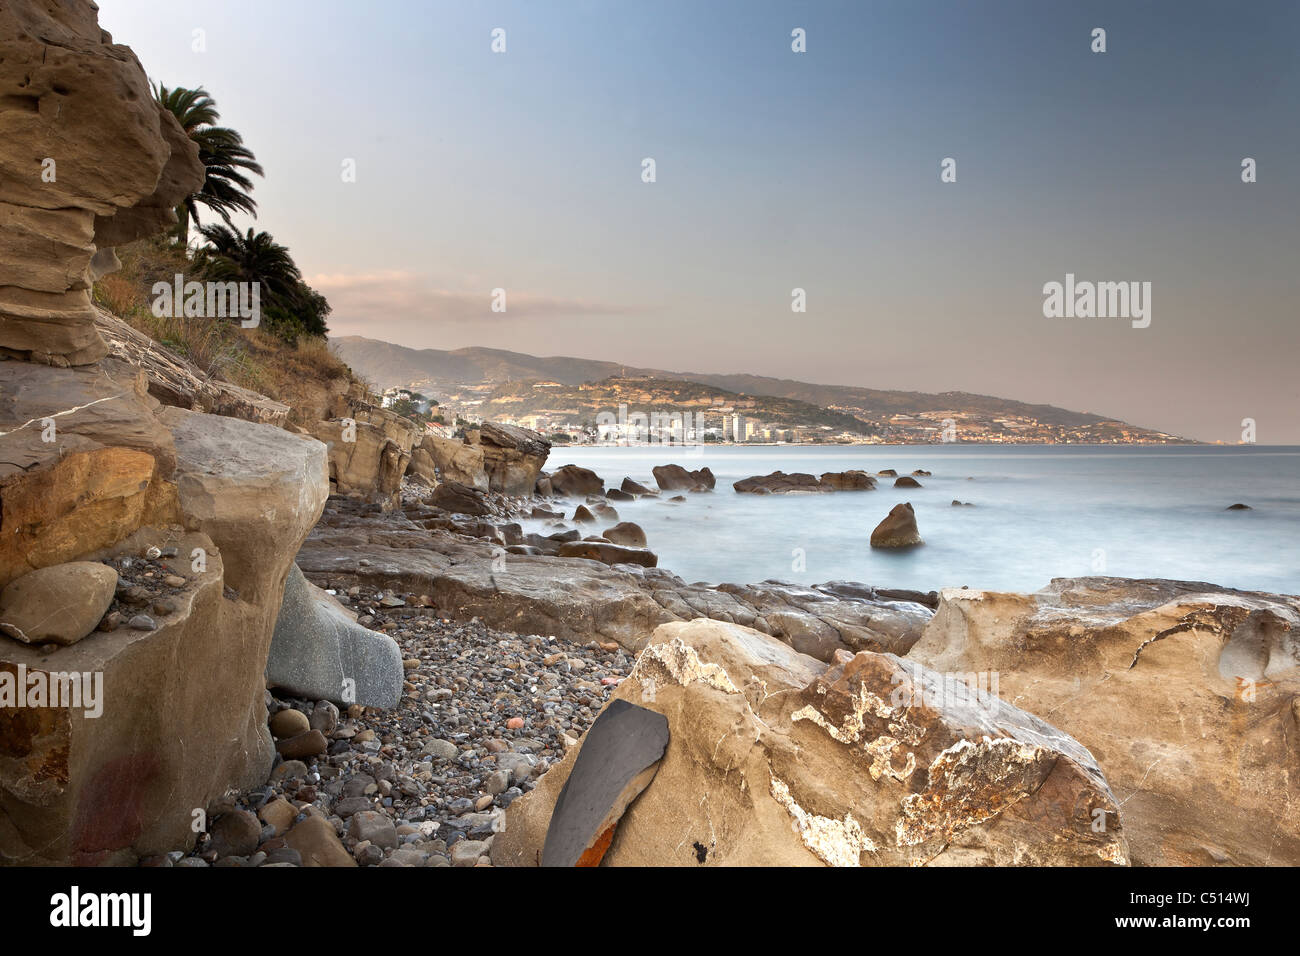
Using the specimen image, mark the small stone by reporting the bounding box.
[127,614,156,631]
[309,700,339,735]
[451,839,489,867]
[269,760,308,784]
[258,798,297,836]
[275,730,328,760]
[163,574,186,588]
[349,810,398,849]
[145,546,162,559]
[486,770,510,795]
[269,708,311,739]
[506,717,525,730]
[421,738,458,760]
[208,810,261,858]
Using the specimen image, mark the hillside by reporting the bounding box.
[332,335,1181,438]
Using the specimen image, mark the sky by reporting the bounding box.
[97,0,1300,443]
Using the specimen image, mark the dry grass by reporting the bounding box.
[92,236,356,422]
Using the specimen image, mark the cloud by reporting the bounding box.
[307,270,646,334]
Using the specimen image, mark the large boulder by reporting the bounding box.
[492,620,1128,866]
[733,471,829,494]
[870,502,922,548]
[0,0,203,365]
[429,480,492,516]
[908,577,1300,866]
[266,564,403,710]
[474,423,550,496]
[653,464,714,492]
[603,522,647,548]
[550,464,604,497]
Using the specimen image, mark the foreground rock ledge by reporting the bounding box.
[908,577,1300,866]
[492,619,1128,866]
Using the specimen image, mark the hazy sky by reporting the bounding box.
[98,0,1300,442]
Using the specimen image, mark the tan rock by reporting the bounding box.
[0,561,117,646]
[493,619,1127,867]
[907,578,1300,866]
[870,502,922,548]
[284,815,356,867]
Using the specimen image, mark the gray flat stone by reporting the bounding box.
[267,564,403,709]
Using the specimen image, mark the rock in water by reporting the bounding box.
[733,471,829,494]
[1226,503,1252,511]
[266,564,403,709]
[652,464,714,492]
[819,471,876,490]
[603,522,647,548]
[550,464,604,497]
[0,562,117,645]
[493,619,1128,866]
[870,502,923,548]
[894,476,922,488]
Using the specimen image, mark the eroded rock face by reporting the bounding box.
[492,619,1128,866]
[409,434,487,491]
[820,470,876,491]
[474,423,550,496]
[907,578,1300,866]
[0,0,203,365]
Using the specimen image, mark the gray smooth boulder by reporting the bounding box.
[267,564,402,709]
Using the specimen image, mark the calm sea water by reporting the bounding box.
[540,445,1300,595]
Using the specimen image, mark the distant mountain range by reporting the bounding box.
[331,335,1183,439]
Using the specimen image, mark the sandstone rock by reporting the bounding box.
[894,476,922,488]
[603,522,647,548]
[1226,503,1251,511]
[908,577,1300,866]
[160,406,329,606]
[429,480,491,516]
[653,464,714,492]
[819,471,876,491]
[572,505,596,524]
[408,434,487,492]
[878,469,898,477]
[493,620,1128,866]
[284,815,356,868]
[620,477,654,496]
[0,0,203,365]
[0,562,117,646]
[476,423,550,496]
[733,471,830,494]
[557,541,658,568]
[605,488,635,502]
[550,464,603,497]
[870,503,922,548]
[309,699,339,735]
[267,564,403,710]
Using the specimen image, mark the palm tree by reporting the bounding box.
[196,225,331,340]
[196,224,301,302]
[155,84,264,245]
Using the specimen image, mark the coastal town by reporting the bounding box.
[379,379,1190,445]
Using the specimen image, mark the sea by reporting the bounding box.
[533,444,1300,596]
